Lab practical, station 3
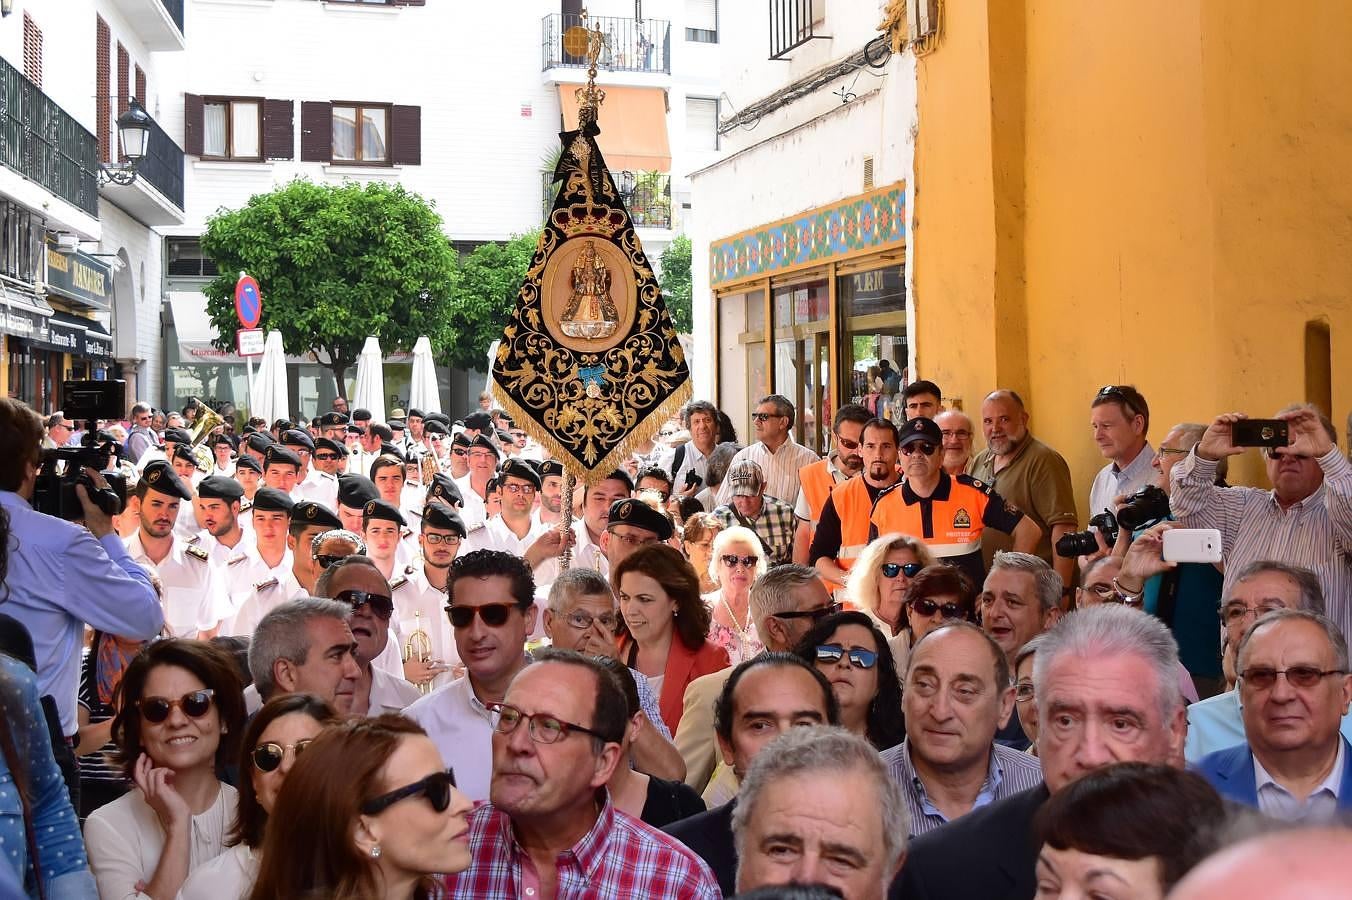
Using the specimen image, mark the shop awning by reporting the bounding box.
[0,280,53,341]
[557,85,671,173]
[48,310,113,360]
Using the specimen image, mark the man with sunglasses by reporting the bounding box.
[407,550,538,801]
[316,410,348,442]
[716,394,819,510]
[713,460,797,565]
[125,401,158,462]
[446,431,472,479]
[1173,404,1352,640]
[391,502,465,692]
[873,417,1040,590]
[1088,385,1155,519]
[315,555,422,717]
[794,404,871,569]
[1195,609,1352,821]
[295,435,343,508]
[443,648,721,899]
[810,417,902,588]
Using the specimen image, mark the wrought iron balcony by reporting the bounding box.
[543,169,671,230]
[160,0,185,33]
[137,113,184,210]
[542,14,671,75]
[0,56,99,218]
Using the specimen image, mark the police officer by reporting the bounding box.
[220,487,299,638]
[171,444,207,542]
[299,436,344,509]
[447,431,471,480]
[234,453,263,512]
[390,501,465,692]
[281,429,316,481]
[125,461,230,638]
[242,431,274,467]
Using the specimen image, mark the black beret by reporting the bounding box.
[271,419,293,433]
[602,469,635,492]
[407,408,425,420]
[424,420,448,436]
[352,408,373,421]
[163,427,193,445]
[362,498,406,526]
[140,460,192,501]
[378,442,406,462]
[495,428,514,445]
[281,429,316,451]
[263,445,302,469]
[390,421,406,432]
[368,423,394,441]
[421,502,466,537]
[291,501,342,530]
[608,498,674,540]
[171,444,201,468]
[250,487,295,514]
[427,413,451,426]
[425,474,463,507]
[463,411,492,432]
[207,433,234,449]
[337,474,380,509]
[539,459,564,479]
[451,432,471,448]
[498,458,541,490]
[313,437,345,455]
[469,434,499,457]
[197,475,244,501]
[246,433,274,454]
[346,424,363,435]
[318,411,349,427]
[235,455,263,475]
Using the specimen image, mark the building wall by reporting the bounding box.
[913,0,1352,511]
[97,198,163,402]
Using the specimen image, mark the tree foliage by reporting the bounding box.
[200,179,459,394]
[659,234,693,334]
[443,230,542,372]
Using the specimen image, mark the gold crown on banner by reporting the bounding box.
[553,203,626,239]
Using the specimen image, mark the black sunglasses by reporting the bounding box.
[881,562,924,579]
[139,689,215,724]
[815,644,879,669]
[446,602,518,629]
[361,769,457,816]
[251,739,314,773]
[313,453,341,462]
[721,554,758,569]
[335,589,394,619]
[901,443,938,456]
[772,601,842,622]
[315,554,350,570]
[1095,385,1141,417]
[909,597,969,619]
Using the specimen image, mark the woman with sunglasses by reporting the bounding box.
[84,638,247,900]
[614,544,730,736]
[703,525,769,666]
[903,565,977,640]
[680,512,723,594]
[249,714,472,900]
[179,694,337,899]
[846,533,938,670]
[794,611,906,751]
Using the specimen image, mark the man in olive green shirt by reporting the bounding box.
[969,390,1079,603]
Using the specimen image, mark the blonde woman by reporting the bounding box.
[844,532,937,671]
[681,513,724,594]
[702,525,770,666]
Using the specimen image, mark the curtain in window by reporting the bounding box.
[332,106,357,160]
[204,103,227,156]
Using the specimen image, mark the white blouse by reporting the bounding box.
[84,781,237,900]
[176,843,258,900]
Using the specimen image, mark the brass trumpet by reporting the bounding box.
[402,611,436,695]
[186,398,224,474]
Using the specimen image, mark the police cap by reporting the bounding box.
[235,455,263,475]
[140,460,193,501]
[251,487,295,514]
[608,498,674,541]
[263,446,302,470]
[426,474,463,507]
[499,458,541,490]
[898,416,943,448]
[363,499,406,527]
[291,501,342,530]
[421,502,466,537]
[281,429,316,452]
[197,475,244,502]
[337,474,380,510]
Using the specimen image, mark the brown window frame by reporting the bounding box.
[201,96,265,162]
[330,102,393,166]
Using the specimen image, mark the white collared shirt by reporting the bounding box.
[405,675,497,801]
[1254,739,1345,823]
[368,665,422,716]
[1089,442,1156,516]
[125,532,230,637]
[462,514,551,558]
[216,550,297,637]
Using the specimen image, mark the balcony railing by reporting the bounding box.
[543,169,671,229]
[542,14,671,74]
[160,0,185,34]
[137,112,184,209]
[769,0,827,59]
[0,56,99,217]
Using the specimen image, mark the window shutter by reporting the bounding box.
[685,97,718,152]
[300,101,333,163]
[390,105,421,165]
[135,66,146,105]
[686,0,717,32]
[262,99,294,160]
[23,14,42,88]
[95,17,110,163]
[117,43,129,160]
[183,93,204,157]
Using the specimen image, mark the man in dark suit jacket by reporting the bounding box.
[664,800,737,896]
[892,605,1189,899]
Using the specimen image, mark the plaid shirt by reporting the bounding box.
[441,795,722,899]
[713,495,798,565]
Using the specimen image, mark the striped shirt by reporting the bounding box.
[880,739,1045,836]
[441,795,721,899]
[716,439,821,509]
[1170,447,1352,638]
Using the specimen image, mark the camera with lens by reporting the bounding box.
[32,436,127,521]
[1055,510,1120,558]
[1114,484,1171,532]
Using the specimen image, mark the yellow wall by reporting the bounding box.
[914,0,1352,515]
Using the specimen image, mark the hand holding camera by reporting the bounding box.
[75,467,118,539]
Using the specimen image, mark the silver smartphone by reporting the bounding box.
[1162,528,1223,564]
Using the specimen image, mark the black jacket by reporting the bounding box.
[891,784,1050,900]
[664,799,737,897]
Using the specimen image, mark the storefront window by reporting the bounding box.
[838,265,906,423]
[772,280,830,454]
[717,288,765,442]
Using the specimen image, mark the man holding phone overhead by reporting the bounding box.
[1169,404,1352,639]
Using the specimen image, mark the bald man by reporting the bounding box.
[1170,827,1352,900]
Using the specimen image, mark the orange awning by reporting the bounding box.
[558,85,671,173]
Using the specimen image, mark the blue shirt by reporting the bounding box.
[1185,688,1352,763]
[0,491,162,734]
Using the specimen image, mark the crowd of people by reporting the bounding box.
[0,378,1349,899]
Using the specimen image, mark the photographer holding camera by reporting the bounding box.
[0,398,163,744]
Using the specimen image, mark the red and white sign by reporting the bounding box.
[236,328,265,357]
[235,273,263,329]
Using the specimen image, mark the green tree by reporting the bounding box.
[200,179,459,395]
[659,234,692,334]
[444,230,542,372]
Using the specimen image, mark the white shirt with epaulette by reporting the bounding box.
[461,515,551,559]
[220,560,303,639]
[125,531,231,637]
[390,565,459,692]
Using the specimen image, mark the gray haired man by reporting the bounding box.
[246,596,361,714]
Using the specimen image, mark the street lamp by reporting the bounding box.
[98,97,153,187]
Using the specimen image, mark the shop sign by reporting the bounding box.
[46,248,112,309]
[46,320,82,353]
[84,332,113,360]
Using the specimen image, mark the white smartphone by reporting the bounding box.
[1162,528,1223,564]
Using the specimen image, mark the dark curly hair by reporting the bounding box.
[612,543,712,651]
[793,610,905,751]
[449,549,535,610]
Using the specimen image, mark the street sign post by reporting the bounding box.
[235,272,264,412]
[236,328,265,357]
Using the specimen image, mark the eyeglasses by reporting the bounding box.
[1239,666,1348,690]
[468,450,496,460]
[502,483,536,495]
[361,769,458,816]
[422,532,462,546]
[446,601,518,629]
[1155,447,1191,460]
[564,609,619,631]
[815,644,878,669]
[1014,681,1035,703]
[940,429,972,440]
[1265,448,1312,462]
[610,529,661,548]
[909,597,969,619]
[751,412,784,422]
[313,453,341,462]
[1079,583,1126,603]
[721,554,758,569]
[835,435,861,451]
[335,589,394,619]
[772,601,842,623]
[901,443,937,457]
[139,689,215,724]
[487,702,618,745]
[1222,602,1286,626]
[450,448,467,456]
[251,739,314,773]
[881,562,923,579]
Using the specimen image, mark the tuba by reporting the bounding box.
[186,398,224,474]
[402,610,435,695]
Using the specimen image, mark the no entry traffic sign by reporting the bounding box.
[235,272,262,329]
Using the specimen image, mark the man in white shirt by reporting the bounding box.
[392,502,465,692]
[362,499,414,583]
[454,434,499,529]
[463,458,551,559]
[262,445,303,502]
[220,487,298,637]
[1087,385,1155,517]
[296,436,343,509]
[406,550,538,801]
[663,400,719,501]
[716,394,819,508]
